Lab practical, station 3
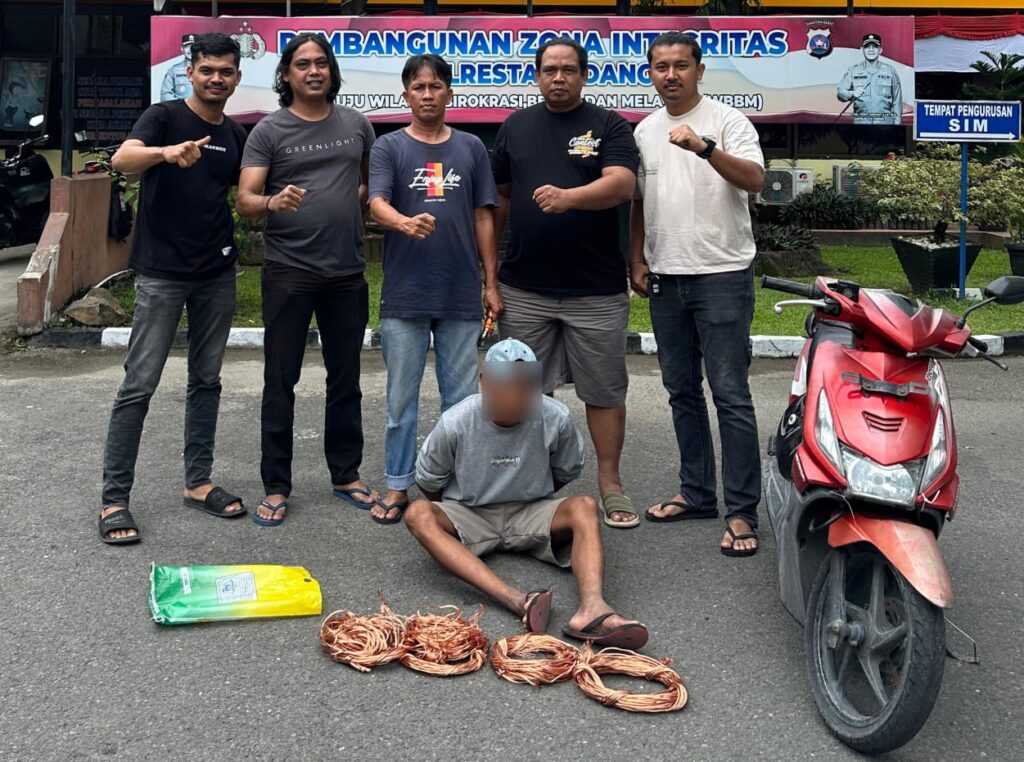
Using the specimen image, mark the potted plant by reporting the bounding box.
[974,153,1024,275]
[862,145,985,293]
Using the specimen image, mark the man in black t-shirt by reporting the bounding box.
[492,37,640,534]
[98,33,248,545]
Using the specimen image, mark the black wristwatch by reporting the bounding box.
[697,136,717,160]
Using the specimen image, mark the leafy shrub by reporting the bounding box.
[780,185,879,230]
[971,155,1024,242]
[860,144,1003,243]
[755,223,818,252]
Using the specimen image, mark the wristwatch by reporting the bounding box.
[697,136,717,160]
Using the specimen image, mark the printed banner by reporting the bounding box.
[151,15,914,125]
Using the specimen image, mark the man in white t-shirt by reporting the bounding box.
[629,32,765,557]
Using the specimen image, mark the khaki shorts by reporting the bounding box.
[498,284,629,409]
[434,498,571,568]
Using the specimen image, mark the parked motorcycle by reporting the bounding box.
[761,273,1024,754]
[0,115,51,248]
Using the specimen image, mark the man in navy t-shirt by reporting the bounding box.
[98,33,248,545]
[367,54,500,524]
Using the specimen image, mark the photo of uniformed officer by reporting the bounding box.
[836,33,903,125]
[160,34,196,102]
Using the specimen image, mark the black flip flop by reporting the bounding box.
[523,589,553,633]
[98,507,141,545]
[644,500,719,523]
[562,613,649,650]
[371,499,409,525]
[183,486,246,518]
[721,525,759,557]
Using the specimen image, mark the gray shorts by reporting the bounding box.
[498,284,629,408]
[434,498,571,568]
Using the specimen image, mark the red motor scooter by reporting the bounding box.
[761,273,1024,755]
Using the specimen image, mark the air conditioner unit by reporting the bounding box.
[757,168,814,205]
[833,165,880,198]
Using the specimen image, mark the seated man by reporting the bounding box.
[404,338,648,648]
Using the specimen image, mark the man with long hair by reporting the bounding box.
[237,33,377,526]
[98,33,247,544]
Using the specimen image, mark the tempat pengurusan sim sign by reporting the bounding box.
[150,15,915,125]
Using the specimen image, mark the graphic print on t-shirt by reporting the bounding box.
[409,162,462,199]
[567,130,601,158]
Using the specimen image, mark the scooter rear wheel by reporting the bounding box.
[805,546,945,755]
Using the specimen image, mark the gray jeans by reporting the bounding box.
[101,270,236,508]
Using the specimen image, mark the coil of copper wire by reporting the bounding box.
[573,643,688,713]
[319,600,408,673]
[491,633,580,686]
[400,605,489,677]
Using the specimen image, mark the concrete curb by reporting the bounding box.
[27,327,1018,358]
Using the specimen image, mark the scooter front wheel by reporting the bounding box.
[805,546,946,755]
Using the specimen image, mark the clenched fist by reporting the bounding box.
[533,185,573,214]
[268,185,307,214]
[668,124,708,154]
[398,213,436,240]
[161,136,211,169]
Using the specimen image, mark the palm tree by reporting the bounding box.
[964,51,1024,101]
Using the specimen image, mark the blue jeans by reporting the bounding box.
[648,266,761,527]
[381,317,480,491]
[101,269,236,507]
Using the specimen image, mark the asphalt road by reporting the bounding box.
[0,349,1021,761]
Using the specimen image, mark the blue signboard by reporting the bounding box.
[915,100,1021,143]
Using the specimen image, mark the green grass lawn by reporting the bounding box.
[111,247,1024,336]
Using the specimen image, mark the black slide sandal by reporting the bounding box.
[98,508,141,545]
[721,525,759,557]
[644,500,720,523]
[183,486,246,518]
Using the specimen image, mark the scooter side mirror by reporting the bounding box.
[28,115,45,128]
[984,276,1024,306]
[74,131,88,143]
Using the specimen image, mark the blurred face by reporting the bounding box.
[537,45,585,111]
[182,43,193,61]
[403,65,451,123]
[286,40,333,102]
[481,370,541,425]
[863,43,881,62]
[648,44,704,106]
[188,53,240,105]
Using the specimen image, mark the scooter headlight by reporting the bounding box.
[920,414,948,492]
[815,389,844,475]
[841,448,922,507]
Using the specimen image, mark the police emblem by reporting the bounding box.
[232,21,267,60]
[806,28,833,59]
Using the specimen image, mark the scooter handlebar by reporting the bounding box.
[761,275,821,299]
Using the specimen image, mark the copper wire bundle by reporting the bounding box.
[573,643,688,713]
[491,634,580,686]
[399,605,489,677]
[319,600,408,673]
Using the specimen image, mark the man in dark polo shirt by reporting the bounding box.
[492,37,640,529]
[98,33,247,545]
[237,33,377,527]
